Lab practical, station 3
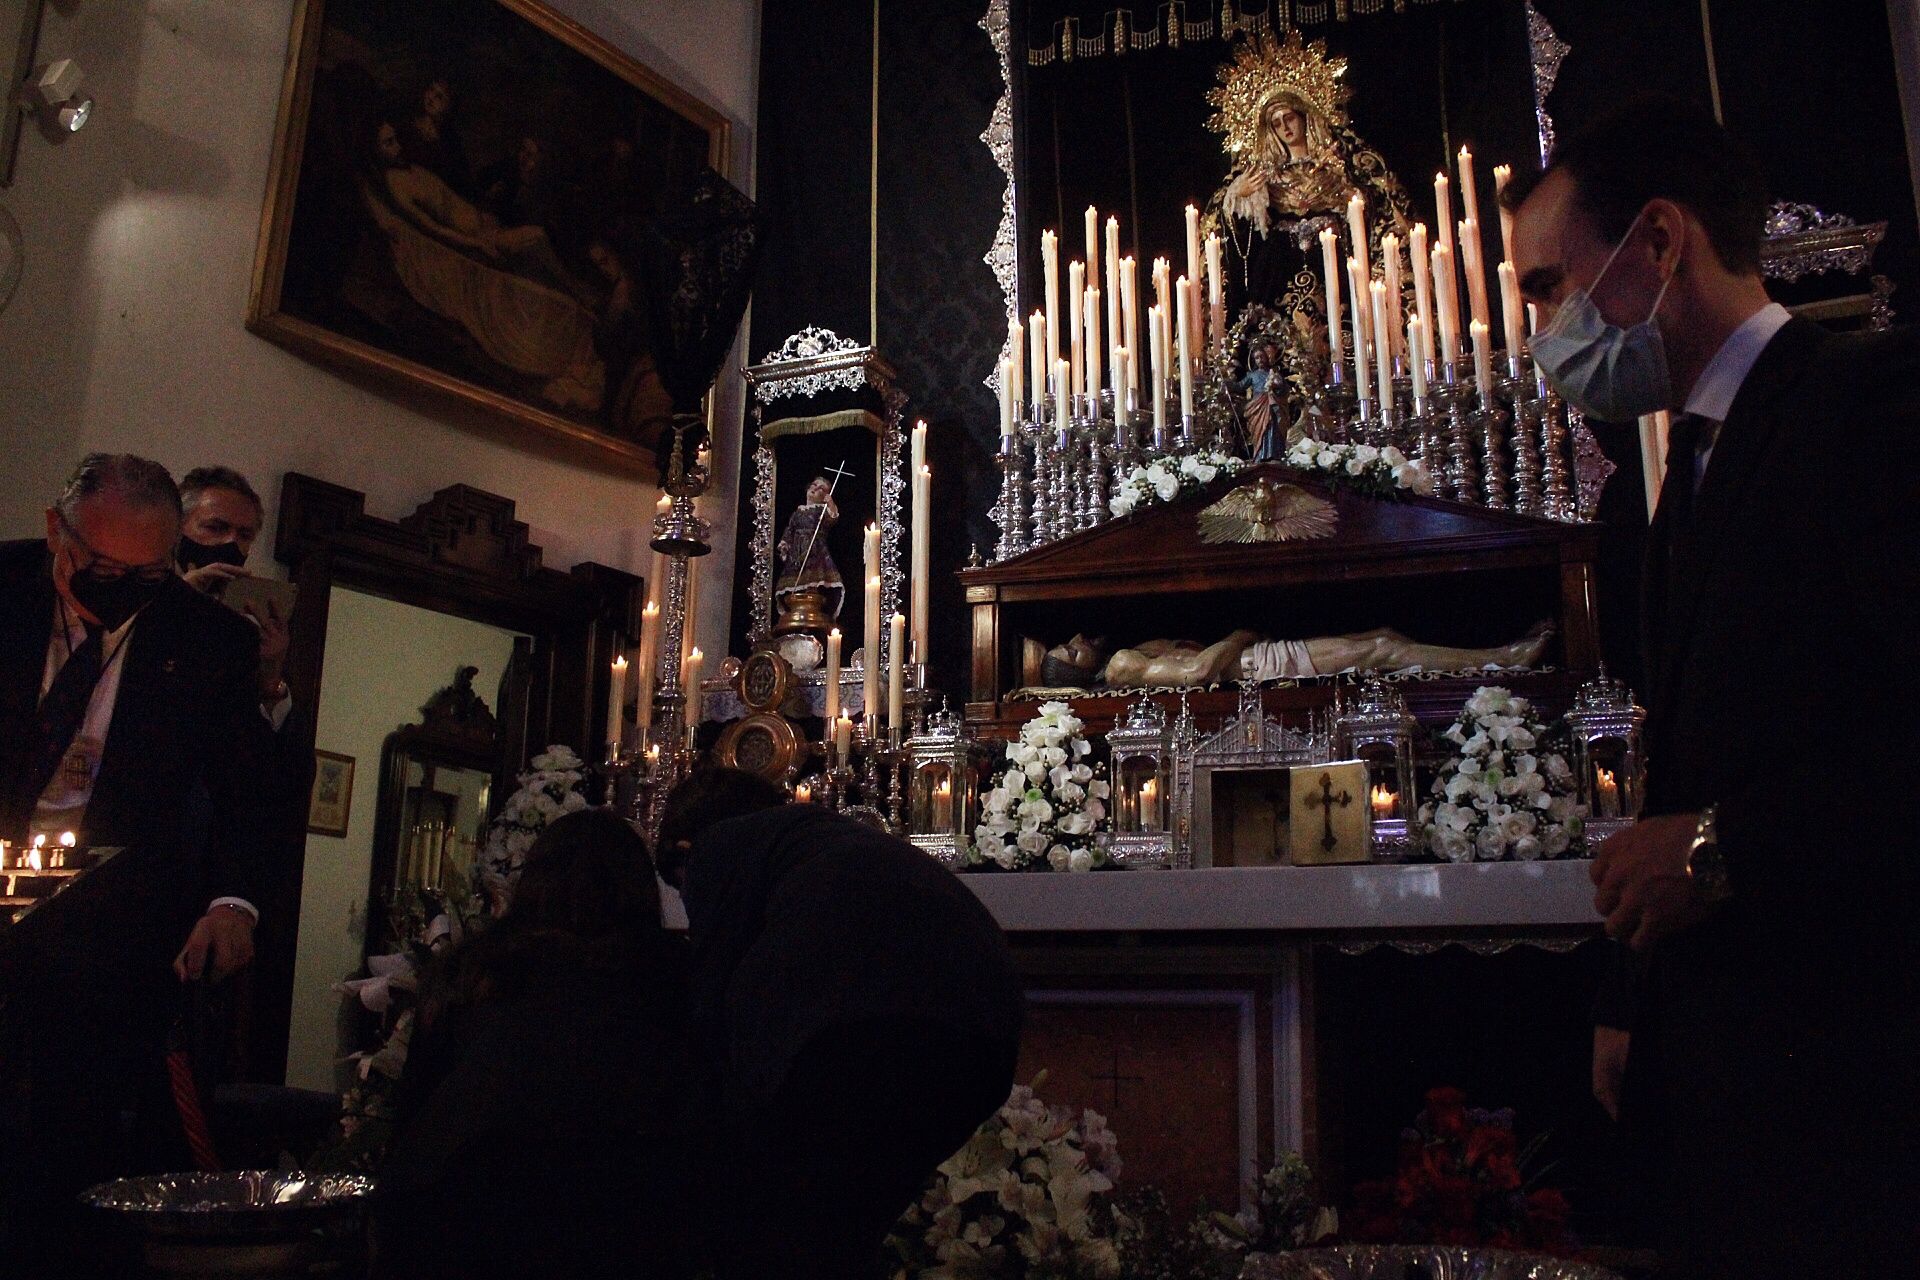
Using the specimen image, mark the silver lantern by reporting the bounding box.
[1105,694,1173,869]
[1565,667,1646,844]
[1334,677,1419,858]
[903,706,976,867]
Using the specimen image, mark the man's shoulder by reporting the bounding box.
[148,576,258,659]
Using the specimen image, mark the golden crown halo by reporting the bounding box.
[1206,30,1351,159]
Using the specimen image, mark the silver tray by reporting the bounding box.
[81,1171,375,1240]
[1243,1246,1621,1280]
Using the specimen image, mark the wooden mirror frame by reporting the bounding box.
[253,472,642,1082]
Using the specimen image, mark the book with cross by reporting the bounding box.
[1287,760,1372,865]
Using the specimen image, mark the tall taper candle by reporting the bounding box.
[1105,217,1122,374]
[1068,260,1085,401]
[824,627,842,726]
[1084,204,1100,296]
[1347,190,1368,260]
[834,712,852,760]
[1320,227,1345,382]
[1183,204,1202,338]
[863,573,881,731]
[1457,145,1480,228]
[1206,233,1226,344]
[912,464,931,661]
[1085,287,1102,404]
[1493,164,1515,265]
[1152,257,1170,324]
[607,654,627,750]
[1408,314,1430,408]
[1460,219,1490,329]
[1122,257,1141,391]
[1432,243,1459,369]
[1381,233,1403,365]
[1114,347,1132,430]
[1527,303,1550,397]
[1470,319,1494,401]
[998,357,1015,442]
[887,612,906,730]
[1175,277,1195,420]
[682,647,704,716]
[1370,279,1394,412]
[1409,223,1433,364]
[636,600,659,736]
[1497,261,1525,373]
[1434,172,1455,258]
[1349,258,1373,409]
[1029,310,1047,414]
[1149,304,1168,440]
[1042,230,1060,366]
[1054,358,1070,431]
[1007,316,1024,407]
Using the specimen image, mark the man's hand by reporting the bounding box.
[1593,1025,1630,1121]
[183,562,248,594]
[244,596,291,700]
[1590,813,1716,949]
[174,907,256,982]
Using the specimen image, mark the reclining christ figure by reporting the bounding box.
[1099,622,1554,688]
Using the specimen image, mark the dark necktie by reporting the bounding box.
[12,625,106,819]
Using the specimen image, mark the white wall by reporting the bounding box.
[288,587,523,1092]
[0,0,760,660]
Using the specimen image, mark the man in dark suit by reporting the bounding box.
[1509,99,1919,1276]
[0,454,279,1264]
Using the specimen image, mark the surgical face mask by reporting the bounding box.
[1528,211,1677,422]
[176,537,247,572]
[57,513,170,631]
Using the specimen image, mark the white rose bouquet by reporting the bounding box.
[480,744,590,900]
[1418,686,1586,863]
[1108,449,1244,518]
[889,1079,1125,1280]
[1284,437,1435,498]
[969,701,1113,872]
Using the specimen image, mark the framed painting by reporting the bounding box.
[309,750,357,838]
[248,0,731,475]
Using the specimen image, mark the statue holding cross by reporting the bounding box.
[775,463,850,622]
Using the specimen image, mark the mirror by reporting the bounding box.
[261,475,640,1090]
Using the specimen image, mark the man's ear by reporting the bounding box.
[44,506,59,550]
[1641,198,1689,273]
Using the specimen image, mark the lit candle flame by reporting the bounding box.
[1370,785,1397,816]
[795,783,812,804]
[58,831,75,848]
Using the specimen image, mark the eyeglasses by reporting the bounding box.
[57,510,174,584]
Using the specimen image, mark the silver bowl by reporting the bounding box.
[81,1171,375,1241]
[1243,1246,1621,1280]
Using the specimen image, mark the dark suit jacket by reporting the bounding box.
[1620,318,1920,1252]
[0,538,278,986]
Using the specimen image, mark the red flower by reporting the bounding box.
[1426,1086,1469,1140]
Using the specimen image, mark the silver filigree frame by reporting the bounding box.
[1175,684,1332,869]
[1525,1,1571,165]
[982,0,1018,399]
[742,328,910,648]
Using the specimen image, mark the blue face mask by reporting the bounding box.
[1528,212,1677,422]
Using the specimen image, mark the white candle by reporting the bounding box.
[1105,217,1122,375]
[1320,227,1345,383]
[1409,223,1433,367]
[1114,347,1132,430]
[1433,242,1461,370]
[1498,260,1525,373]
[825,627,842,725]
[1054,357,1070,431]
[1348,257,1373,401]
[1007,316,1024,408]
[1527,302,1550,397]
[1084,205,1100,296]
[834,712,852,759]
[1370,280,1395,412]
[1042,229,1060,366]
[1148,304,1168,440]
[1029,310,1047,414]
[1434,172,1455,258]
[1068,259,1085,402]
[1470,318,1494,401]
[1152,257,1170,329]
[607,654,627,750]
[682,646,704,709]
[887,612,906,730]
[1206,233,1226,344]
[912,464,931,661]
[1458,145,1481,229]
[1381,233,1403,366]
[863,573,881,732]
[1183,204,1202,327]
[1460,218,1490,329]
[1347,190,1368,261]
[1175,277,1195,421]
[1494,164,1516,266]
[1085,287,1102,404]
[1408,314,1430,407]
[998,357,1015,441]
[1122,257,1141,390]
[636,600,659,736]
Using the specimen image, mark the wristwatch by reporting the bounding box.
[1685,804,1732,904]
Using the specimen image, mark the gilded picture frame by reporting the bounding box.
[308,749,357,838]
[248,0,731,476]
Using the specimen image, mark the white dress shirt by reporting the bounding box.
[1682,301,1792,484]
[37,600,258,922]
